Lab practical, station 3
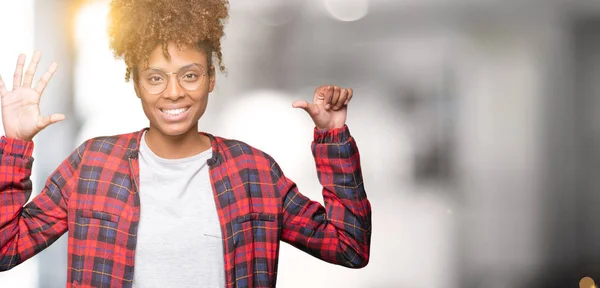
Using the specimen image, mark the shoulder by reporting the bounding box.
[78,130,143,159]
[211,134,278,168]
[55,130,141,172]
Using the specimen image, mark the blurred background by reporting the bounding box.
[2,0,600,287]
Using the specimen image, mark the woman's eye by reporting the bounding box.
[183,73,198,80]
[149,76,163,82]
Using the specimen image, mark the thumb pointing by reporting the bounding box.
[292,100,319,116]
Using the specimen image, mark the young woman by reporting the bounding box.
[0,0,371,287]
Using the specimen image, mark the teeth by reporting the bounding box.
[162,108,187,116]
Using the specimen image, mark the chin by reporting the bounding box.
[155,122,197,137]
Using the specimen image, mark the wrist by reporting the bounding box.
[315,123,345,131]
[313,125,350,143]
[4,134,31,142]
[4,130,33,142]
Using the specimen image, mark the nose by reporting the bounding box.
[164,73,185,100]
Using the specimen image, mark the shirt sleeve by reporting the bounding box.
[277,125,371,268]
[0,136,85,271]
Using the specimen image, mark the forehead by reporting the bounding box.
[145,43,208,70]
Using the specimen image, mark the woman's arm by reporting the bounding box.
[0,137,84,271]
[279,125,371,268]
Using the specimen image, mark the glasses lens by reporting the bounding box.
[177,64,205,91]
[140,69,167,94]
[139,64,206,94]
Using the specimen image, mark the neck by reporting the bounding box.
[144,124,211,159]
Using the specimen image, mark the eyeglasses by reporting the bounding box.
[139,63,206,95]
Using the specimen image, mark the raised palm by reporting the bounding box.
[0,52,64,141]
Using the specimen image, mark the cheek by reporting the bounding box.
[139,97,158,118]
[190,94,209,117]
[199,94,210,108]
[191,89,210,103]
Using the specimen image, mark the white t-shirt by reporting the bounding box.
[133,132,224,287]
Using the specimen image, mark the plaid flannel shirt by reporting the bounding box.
[0,125,371,288]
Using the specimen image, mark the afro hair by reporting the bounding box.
[107,0,229,81]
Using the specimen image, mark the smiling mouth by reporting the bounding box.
[160,107,190,116]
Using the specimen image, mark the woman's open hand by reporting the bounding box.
[0,52,64,141]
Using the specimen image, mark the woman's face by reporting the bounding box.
[135,42,215,137]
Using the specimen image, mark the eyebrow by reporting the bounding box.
[143,63,204,72]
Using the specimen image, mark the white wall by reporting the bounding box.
[0,3,38,288]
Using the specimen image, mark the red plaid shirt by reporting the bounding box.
[0,125,371,287]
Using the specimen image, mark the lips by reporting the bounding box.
[161,107,188,116]
[158,106,191,121]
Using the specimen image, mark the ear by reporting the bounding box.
[208,66,216,93]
